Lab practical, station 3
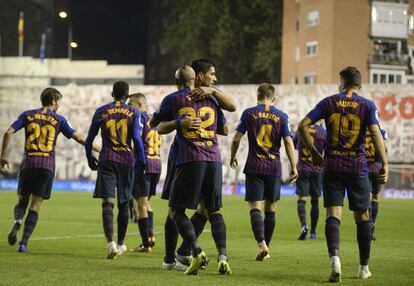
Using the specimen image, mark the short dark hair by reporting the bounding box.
[112,81,129,100]
[257,83,275,101]
[40,87,62,106]
[191,58,215,74]
[339,67,361,90]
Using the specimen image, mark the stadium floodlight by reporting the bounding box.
[59,11,68,19]
[70,42,78,48]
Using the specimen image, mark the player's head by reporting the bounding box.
[112,81,129,101]
[191,58,217,87]
[257,83,276,104]
[40,87,62,111]
[175,64,196,90]
[339,66,361,92]
[128,93,147,111]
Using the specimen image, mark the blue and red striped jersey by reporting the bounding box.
[307,92,379,175]
[236,104,292,176]
[85,101,146,167]
[366,128,387,174]
[153,88,222,165]
[293,124,326,173]
[11,107,76,173]
[141,111,161,174]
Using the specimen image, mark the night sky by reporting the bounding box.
[69,0,148,64]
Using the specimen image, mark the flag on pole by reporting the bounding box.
[18,11,24,57]
[40,32,46,63]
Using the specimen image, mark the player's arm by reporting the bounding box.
[283,136,298,182]
[0,127,15,171]
[191,87,236,112]
[149,95,176,128]
[71,131,101,152]
[217,124,228,136]
[230,131,244,169]
[298,116,323,168]
[132,114,147,177]
[217,108,228,136]
[84,112,101,171]
[157,116,201,135]
[369,124,389,184]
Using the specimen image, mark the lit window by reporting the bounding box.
[304,73,317,84]
[295,47,300,62]
[306,41,318,57]
[307,11,319,27]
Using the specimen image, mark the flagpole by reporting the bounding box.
[18,11,24,57]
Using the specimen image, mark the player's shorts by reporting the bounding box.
[169,161,222,210]
[93,161,134,204]
[295,171,323,198]
[161,158,175,200]
[18,168,54,200]
[132,173,161,198]
[368,172,382,195]
[245,174,281,202]
[323,171,370,211]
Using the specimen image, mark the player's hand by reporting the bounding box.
[378,164,389,184]
[181,115,202,131]
[0,158,9,174]
[190,87,214,101]
[87,156,98,171]
[289,167,298,183]
[230,158,238,169]
[310,149,324,168]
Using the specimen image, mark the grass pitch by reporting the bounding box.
[0,191,413,286]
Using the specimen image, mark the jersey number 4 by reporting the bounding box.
[256,124,272,151]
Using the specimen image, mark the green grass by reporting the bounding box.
[0,191,413,285]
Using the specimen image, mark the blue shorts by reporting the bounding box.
[323,172,370,211]
[18,168,54,200]
[295,171,322,198]
[245,174,281,202]
[133,173,161,198]
[93,161,134,204]
[161,158,175,200]
[169,161,222,210]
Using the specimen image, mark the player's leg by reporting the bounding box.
[113,163,134,256]
[147,199,155,246]
[203,162,230,274]
[116,200,129,255]
[263,200,276,250]
[131,196,151,252]
[163,207,188,271]
[128,198,135,222]
[18,195,43,252]
[347,175,372,280]
[147,173,160,247]
[8,194,29,246]
[9,169,38,246]
[309,172,323,239]
[323,172,345,282]
[130,172,151,252]
[177,203,208,259]
[94,162,118,258]
[169,162,206,275]
[368,173,380,241]
[296,171,310,240]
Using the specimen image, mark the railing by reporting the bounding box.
[370,53,408,66]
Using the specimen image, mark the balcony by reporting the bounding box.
[369,53,408,66]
